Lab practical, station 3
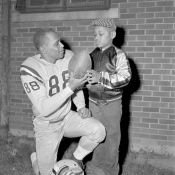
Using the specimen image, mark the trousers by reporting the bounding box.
[33,110,106,175]
[88,98,122,175]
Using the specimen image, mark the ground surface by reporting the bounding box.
[0,135,175,175]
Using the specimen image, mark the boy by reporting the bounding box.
[86,18,131,175]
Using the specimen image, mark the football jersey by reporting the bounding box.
[20,50,85,122]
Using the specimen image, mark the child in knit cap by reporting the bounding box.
[86,18,132,175]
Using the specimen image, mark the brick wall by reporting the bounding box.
[7,0,175,154]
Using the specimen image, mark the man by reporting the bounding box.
[20,28,106,175]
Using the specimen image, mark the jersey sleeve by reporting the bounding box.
[20,65,73,117]
[99,50,131,89]
[72,90,85,111]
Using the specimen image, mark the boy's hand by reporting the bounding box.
[87,70,101,84]
[68,72,88,91]
[77,107,91,119]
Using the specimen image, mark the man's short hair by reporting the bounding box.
[33,28,55,50]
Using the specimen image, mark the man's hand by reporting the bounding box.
[68,72,88,91]
[77,107,91,119]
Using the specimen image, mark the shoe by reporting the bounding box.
[30,152,40,175]
[69,154,85,170]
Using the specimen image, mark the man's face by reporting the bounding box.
[93,26,114,50]
[42,31,65,62]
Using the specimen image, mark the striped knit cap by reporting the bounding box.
[90,18,116,30]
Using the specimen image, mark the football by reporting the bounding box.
[52,159,84,175]
[68,50,92,79]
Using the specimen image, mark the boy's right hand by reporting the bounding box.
[68,72,88,91]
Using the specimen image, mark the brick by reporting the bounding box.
[155,12,173,18]
[156,1,174,7]
[128,7,145,13]
[138,24,155,30]
[160,108,175,114]
[156,35,173,41]
[129,30,145,35]
[133,133,150,139]
[120,2,137,8]
[140,128,158,134]
[164,30,175,35]
[154,81,171,86]
[80,31,92,36]
[120,14,136,19]
[80,42,94,46]
[138,2,155,8]
[132,111,151,118]
[142,107,159,113]
[153,58,171,64]
[164,17,175,23]
[128,41,145,46]
[72,27,86,32]
[153,69,171,75]
[151,124,167,130]
[146,41,162,46]
[146,7,163,13]
[128,18,145,24]
[142,118,158,123]
[150,135,167,140]
[11,98,22,103]
[145,64,161,69]
[137,47,153,52]
[169,125,175,130]
[161,86,175,92]
[65,32,79,36]
[132,122,149,128]
[133,101,150,107]
[73,37,87,41]
[159,130,175,136]
[131,117,141,122]
[151,102,168,108]
[57,27,71,32]
[159,119,175,125]
[130,127,141,133]
[137,12,154,18]
[169,114,175,120]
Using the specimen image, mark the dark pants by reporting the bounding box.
[88,99,122,175]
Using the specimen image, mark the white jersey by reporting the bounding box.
[20,50,85,122]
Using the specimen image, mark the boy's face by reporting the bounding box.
[93,26,115,50]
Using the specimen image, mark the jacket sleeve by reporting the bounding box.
[99,50,131,89]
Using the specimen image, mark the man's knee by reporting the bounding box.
[92,121,106,143]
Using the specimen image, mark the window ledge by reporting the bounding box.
[12,8,118,22]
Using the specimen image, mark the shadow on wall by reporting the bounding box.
[113,27,141,175]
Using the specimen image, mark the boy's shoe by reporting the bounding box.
[30,152,40,175]
[69,154,85,170]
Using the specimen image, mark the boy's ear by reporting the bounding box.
[111,31,116,39]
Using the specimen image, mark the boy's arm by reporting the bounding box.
[99,51,131,89]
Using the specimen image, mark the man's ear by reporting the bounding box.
[40,46,47,54]
[111,31,116,39]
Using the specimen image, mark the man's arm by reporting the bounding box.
[20,74,73,116]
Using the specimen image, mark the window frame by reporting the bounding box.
[15,0,111,14]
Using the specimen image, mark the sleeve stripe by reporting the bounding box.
[20,65,43,84]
